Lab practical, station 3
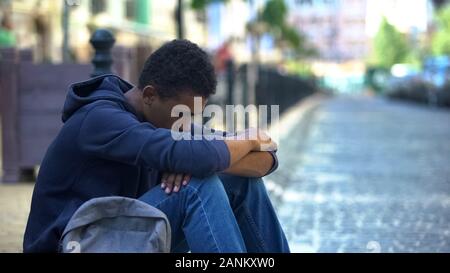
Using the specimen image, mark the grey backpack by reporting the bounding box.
[60,196,171,253]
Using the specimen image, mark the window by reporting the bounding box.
[91,0,106,15]
[125,0,137,21]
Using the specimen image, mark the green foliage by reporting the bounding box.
[280,24,301,49]
[432,4,450,55]
[190,0,315,58]
[260,0,314,57]
[285,60,314,77]
[372,17,410,69]
[261,0,286,27]
[191,0,230,10]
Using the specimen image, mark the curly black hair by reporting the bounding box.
[138,39,217,99]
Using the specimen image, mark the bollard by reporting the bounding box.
[90,29,116,78]
[225,59,235,106]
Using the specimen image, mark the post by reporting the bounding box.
[225,59,235,106]
[90,29,116,78]
[112,46,133,82]
[175,0,185,39]
[0,48,20,183]
[62,1,71,63]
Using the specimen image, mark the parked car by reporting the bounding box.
[422,56,450,89]
[385,58,450,107]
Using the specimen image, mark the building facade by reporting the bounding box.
[3,0,208,63]
[287,0,368,61]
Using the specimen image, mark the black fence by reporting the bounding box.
[255,66,317,114]
[223,64,317,116]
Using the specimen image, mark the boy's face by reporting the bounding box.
[141,86,207,129]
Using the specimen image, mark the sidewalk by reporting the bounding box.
[0,183,33,253]
[267,95,450,252]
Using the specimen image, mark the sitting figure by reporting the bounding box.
[23,40,290,253]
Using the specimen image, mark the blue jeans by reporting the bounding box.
[138,174,290,253]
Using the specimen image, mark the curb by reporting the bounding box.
[269,92,331,142]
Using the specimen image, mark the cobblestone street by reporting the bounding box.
[267,96,450,253]
[1,95,450,253]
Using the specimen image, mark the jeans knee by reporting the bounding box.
[221,174,265,192]
[186,174,228,199]
[248,177,267,192]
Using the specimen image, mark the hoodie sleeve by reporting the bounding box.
[77,101,230,178]
[191,124,279,176]
[265,151,279,175]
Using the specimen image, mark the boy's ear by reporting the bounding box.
[142,85,157,105]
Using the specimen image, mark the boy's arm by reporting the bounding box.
[160,138,267,194]
[223,151,278,178]
[78,102,264,178]
[206,125,279,177]
[160,127,278,193]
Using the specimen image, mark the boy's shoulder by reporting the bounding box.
[74,100,127,121]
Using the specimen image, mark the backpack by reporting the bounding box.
[59,196,171,253]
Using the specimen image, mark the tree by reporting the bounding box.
[431,4,450,56]
[191,0,230,9]
[261,0,308,54]
[175,0,185,39]
[372,17,410,69]
[189,0,314,104]
[190,0,311,55]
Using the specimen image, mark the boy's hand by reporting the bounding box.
[161,173,191,194]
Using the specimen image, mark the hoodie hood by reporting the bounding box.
[62,75,135,123]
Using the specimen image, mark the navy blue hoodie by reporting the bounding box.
[23,75,232,253]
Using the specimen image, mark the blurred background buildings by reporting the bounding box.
[0,0,446,96]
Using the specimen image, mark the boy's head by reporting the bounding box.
[137,40,217,129]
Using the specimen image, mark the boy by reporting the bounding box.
[23,40,290,253]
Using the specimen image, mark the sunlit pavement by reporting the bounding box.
[267,95,450,253]
[0,184,33,253]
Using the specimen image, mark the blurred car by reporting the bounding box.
[388,64,420,87]
[384,60,450,107]
[422,56,450,89]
